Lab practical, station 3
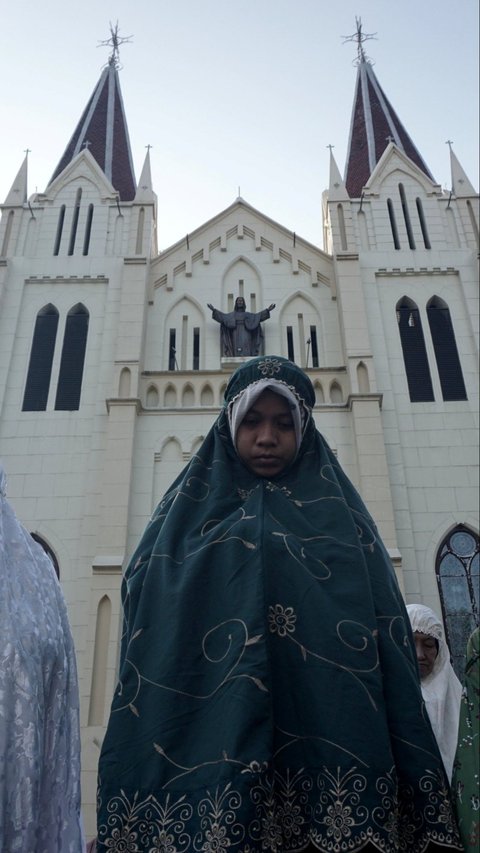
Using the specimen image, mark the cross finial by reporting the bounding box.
[145,144,153,152]
[386,135,394,143]
[342,17,377,66]
[82,139,92,150]
[445,139,454,150]
[98,21,133,69]
[326,144,335,152]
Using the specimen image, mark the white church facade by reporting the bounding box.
[0,38,478,837]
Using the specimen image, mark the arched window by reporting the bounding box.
[88,595,112,725]
[68,188,82,256]
[54,304,89,410]
[396,297,434,402]
[30,532,60,578]
[436,525,479,677]
[22,304,59,411]
[427,297,467,401]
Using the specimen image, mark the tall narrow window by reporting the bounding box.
[88,595,112,726]
[136,207,145,254]
[466,200,480,247]
[396,297,434,401]
[416,198,431,249]
[68,188,82,256]
[55,304,89,410]
[387,199,400,249]
[83,204,94,255]
[399,184,415,249]
[193,327,200,370]
[22,304,59,411]
[53,205,66,255]
[1,210,14,256]
[337,203,348,251]
[309,326,319,368]
[286,326,294,361]
[436,525,479,678]
[168,329,176,371]
[427,297,467,401]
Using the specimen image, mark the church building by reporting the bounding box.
[0,29,478,836]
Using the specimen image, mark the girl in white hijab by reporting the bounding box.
[407,603,462,780]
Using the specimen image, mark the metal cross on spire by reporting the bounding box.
[98,21,133,69]
[342,17,377,66]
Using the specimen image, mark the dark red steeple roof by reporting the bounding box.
[49,60,136,200]
[345,59,434,198]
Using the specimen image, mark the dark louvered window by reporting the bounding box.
[286,326,294,361]
[53,206,66,255]
[68,189,82,256]
[396,298,434,401]
[387,199,400,249]
[193,327,200,370]
[427,298,467,401]
[310,326,319,368]
[399,183,415,250]
[22,304,59,411]
[168,329,176,371]
[416,198,431,249]
[83,204,94,255]
[54,304,89,410]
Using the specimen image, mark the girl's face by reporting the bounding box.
[236,390,297,477]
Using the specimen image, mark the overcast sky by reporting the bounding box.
[1,0,478,250]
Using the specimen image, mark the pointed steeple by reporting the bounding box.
[343,20,434,198]
[448,143,477,197]
[48,55,136,200]
[328,147,349,201]
[134,147,155,203]
[4,152,28,206]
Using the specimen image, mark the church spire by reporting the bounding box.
[343,19,434,198]
[447,141,477,197]
[48,24,136,200]
[3,151,29,206]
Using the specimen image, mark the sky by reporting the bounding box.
[0,0,478,251]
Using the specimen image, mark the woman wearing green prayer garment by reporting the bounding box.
[452,627,479,852]
[97,356,462,852]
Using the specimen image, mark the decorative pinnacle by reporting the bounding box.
[98,21,133,69]
[342,17,377,66]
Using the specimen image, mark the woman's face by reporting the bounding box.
[413,631,439,679]
[236,390,297,478]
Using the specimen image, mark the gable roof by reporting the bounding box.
[344,58,434,198]
[48,60,136,201]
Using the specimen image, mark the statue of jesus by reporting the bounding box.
[207,297,275,357]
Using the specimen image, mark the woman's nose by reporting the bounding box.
[415,641,425,660]
[257,422,277,444]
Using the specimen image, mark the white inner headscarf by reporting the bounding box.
[227,378,308,455]
[406,603,462,780]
